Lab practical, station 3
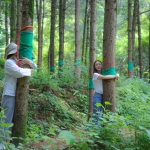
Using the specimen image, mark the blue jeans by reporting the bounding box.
[92,92,103,125]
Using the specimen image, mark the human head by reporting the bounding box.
[5,42,17,59]
[93,60,102,73]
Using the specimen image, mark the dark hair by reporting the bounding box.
[93,60,102,73]
[7,53,16,59]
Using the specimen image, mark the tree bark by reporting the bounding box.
[85,8,90,66]
[49,0,57,72]
[4,2,9,58]
[12,0,34,146]
[137,0,142,78]
[132,0,138,66]
[81,0,88,63]
[149,4,150,83]
[128,0,133,77]
[16,0,22,43]
[36,0,43,67]
[75,0,80,79]
[58,0,66,72]
[103,0,117,112]
[88,0,96,120]
[10,0,17,42]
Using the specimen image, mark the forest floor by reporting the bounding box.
[26,138,69,150]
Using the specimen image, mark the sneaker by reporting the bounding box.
[0,144,5,150]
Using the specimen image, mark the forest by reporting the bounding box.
[0,0,150,150]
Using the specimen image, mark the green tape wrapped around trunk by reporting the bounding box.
[89,78,94,89]
[102,68,116,75]
[19,31,33,60]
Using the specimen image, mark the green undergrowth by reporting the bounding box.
[22,75,150,149]
[0,67,150,149]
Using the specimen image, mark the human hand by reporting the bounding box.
[115,73,119,80]
[18,57,34,68]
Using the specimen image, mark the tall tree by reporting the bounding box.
[128,0,133,77]
[103,0,117,112]
[36,0,43,67]
[58,0,66,72]
[16,0,22,43]
[0,0,2,36]
[12,0,34,145]
[149,4,150,83]
[48,0,57,72]
[5,2,9,46]
[81,0,88,63]
[137,0,142,78]
[85,7,90,66]
[10,0,17,42]
[132,0,138,66]
[88,0,96,120]
[75,0,80,79]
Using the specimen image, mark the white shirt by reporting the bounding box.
[92,73,103,94]
[3,59,31,96]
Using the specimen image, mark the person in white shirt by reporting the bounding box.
[0,42,34,149]
[92,60,119,125]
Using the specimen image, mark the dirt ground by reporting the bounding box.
[26,138,69,150]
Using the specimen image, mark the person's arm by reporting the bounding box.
[5,60,33,78]
[18,57,35,69]
[96,73,119,80]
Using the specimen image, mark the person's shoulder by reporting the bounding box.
[93,73,100,76]
[5,59,16,66]
[93,73,100,80]
[6,59,16,63]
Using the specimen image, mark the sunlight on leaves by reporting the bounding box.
[95,102,102,107]
[104,101,111,105]
[58,130,76,146]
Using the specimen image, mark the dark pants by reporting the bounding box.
[0,95,15,141]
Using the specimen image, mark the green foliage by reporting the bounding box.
[30,67,59,90]
[28,89,82,129]
[68,88,88,113]
[116,77,150,125]
[0,58,5,80]
[0,107,18,150]
[29,0,34,19]
[58,130,76,146]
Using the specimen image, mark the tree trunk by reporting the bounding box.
[81,0,88,63]
[137,0,142,78]
[149,4,150,83]
[132,0,138,66]
[4,2,9,58]
[10,0,17,42]
[49,0,57,72]
[85,9,90,66]
[16,0,22,43]
[75,0,80,79]
[58,0,66,72]
[103,0,117,112]
[12,0,34,146]
[128,0,133,77]
[88,0,96,120]
[36,0,43,67]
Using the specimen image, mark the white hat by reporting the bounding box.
[5,42,17,57]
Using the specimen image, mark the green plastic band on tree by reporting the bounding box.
[102,68,116,75]
[89,78,94,89]
[58,59,63,66]
[128,61,133,70]
[19,31,33,60]
[50,66,55,71]
[75,59,81,66]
